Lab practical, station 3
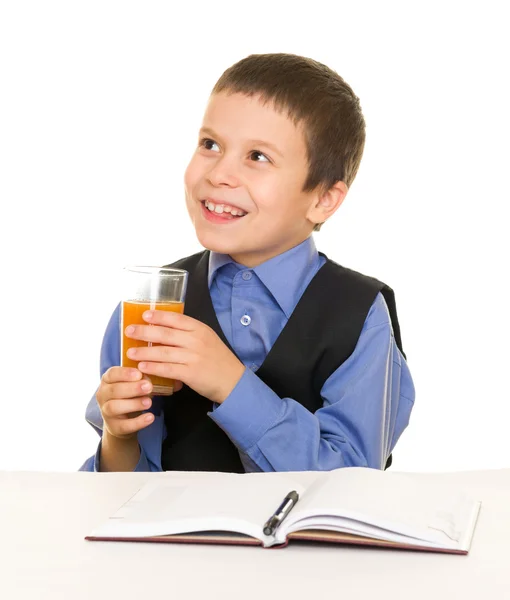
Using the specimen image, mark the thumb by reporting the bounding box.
[173,380,184,393]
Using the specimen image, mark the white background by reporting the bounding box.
[0,1,508,473]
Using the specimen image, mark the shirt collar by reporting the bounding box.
[208,252,237,288]
[208,237,322,319]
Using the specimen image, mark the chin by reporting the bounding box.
[194,228,242,256]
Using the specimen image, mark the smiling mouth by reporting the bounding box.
[201,200,248,219]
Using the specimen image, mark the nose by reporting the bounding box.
[206,155,241,188]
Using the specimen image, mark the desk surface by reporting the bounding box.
[1,468,509,600]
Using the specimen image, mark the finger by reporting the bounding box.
[99,378,153,402]
[124,323,190,347]
[127,344,190,364]
[102,367,142,384]
[173,380,184,392]
[108,412,155,437]
[142,309,196,331]
[102,397,152,419]
[138,359,186,382]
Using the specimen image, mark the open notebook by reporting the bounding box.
[86,467,481,554]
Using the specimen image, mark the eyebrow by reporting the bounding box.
[199,126,284,158]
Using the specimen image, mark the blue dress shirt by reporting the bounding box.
[81,237,415,472]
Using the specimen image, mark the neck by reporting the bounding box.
[228,235,313,268]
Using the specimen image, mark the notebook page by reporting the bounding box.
[280,467,479,547]
[89,471,306,544]
[284,517,445,548]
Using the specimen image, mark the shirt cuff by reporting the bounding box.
[91,439,152,472]
[209,368,284,452]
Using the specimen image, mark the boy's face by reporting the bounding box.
[184,92,323,267]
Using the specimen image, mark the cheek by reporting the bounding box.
[250,175,286,208]
[254,177,300,217]
[184,156,201,192]
[184,163,198,219]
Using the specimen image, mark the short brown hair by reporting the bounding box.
[212,53,366,231]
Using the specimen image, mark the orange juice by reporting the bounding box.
[121,300,185,395]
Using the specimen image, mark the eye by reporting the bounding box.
[199,138,220,152]
[249,150,270,163]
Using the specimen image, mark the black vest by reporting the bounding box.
[161,250,405,473]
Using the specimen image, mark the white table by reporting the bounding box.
[1,469,509,599]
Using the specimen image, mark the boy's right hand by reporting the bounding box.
[96,367,156,440]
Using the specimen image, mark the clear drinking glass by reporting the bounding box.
[121,266,188,395]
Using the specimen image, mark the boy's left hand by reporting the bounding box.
[124,310,246,404]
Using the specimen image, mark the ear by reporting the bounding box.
[306,180,348,226]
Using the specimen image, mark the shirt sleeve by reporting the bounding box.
[209,292,415,471]
[79,303,165,472]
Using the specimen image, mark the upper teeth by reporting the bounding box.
[204,200,247,217]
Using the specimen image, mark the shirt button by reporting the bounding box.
[250,364,258,371]
[240,314,251,326]
[242,271,252,281]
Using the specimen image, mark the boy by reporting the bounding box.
[81,53,415,473]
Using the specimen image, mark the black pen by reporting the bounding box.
[263,490,299,536]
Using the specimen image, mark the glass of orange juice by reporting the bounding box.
[121,266,188,395]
